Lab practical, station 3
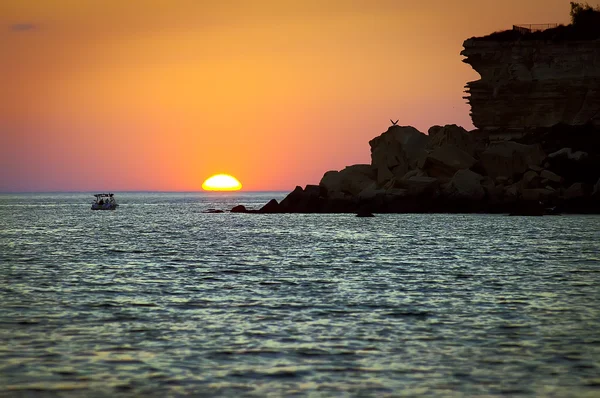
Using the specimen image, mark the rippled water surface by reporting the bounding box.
[1,192,599,397]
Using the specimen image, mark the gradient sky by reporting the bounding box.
[0,0,582,192]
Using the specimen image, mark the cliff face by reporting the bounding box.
[461,39,600,131]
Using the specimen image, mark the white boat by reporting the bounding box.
[91,193,118,210]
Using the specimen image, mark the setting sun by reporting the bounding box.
[202,174,242,191]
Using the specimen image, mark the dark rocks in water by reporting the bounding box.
[594,178,600,200]
[231,121,600,215]
[544,206,561,215]
[508,202,545,216]
[259,199,280,213]
[202,209,224,214]
[278,185,327,213]
[356,209,375,217]
[230,205,248,213]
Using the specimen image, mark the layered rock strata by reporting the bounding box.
[462,39,600,131]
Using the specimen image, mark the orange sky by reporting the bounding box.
[0,0,581,191]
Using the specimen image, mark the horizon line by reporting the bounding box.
[0,189,292,194]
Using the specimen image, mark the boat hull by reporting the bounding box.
[91,203,118,210]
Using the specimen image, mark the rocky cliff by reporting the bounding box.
[462,38,600,131]
[227,24,600,215]
[230,123,600,215]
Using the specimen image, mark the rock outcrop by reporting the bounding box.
[320,165,375,197]
[369,126,428,183]
[462,38,600,131]
[229,121,600,215]
[479,141,545,179]
[444,170,485,201]
[229,19,600,215]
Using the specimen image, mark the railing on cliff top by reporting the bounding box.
[512,24,559,34]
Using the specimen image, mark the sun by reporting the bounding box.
[202,174,242,191]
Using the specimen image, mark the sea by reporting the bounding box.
[1,192,599,397]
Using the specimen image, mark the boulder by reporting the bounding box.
[358,182,383,200]
[546,147,599,184]
[231,205,248,213]
[304,184,323,197]
[426,124,475,156]
[481,176,495,189]
[548,148,589,162]
[356,209,375,217]
[495,176,510,185]
[564,183,588,200]
[369,126,429,182]
[278,186,304,209]
[540,170,563,184]
[428,125,444,138]
[594,178,600,199]
[401,169,427,179]
[385,188,409,197]
[508,202,545,216]
[528,164,544,172]
[259,199,280,213]
[399,176,439,196]
[279,185,326,213]
[320,164,376,196]
[480,142,545,179]
[376,166,394,185]
[504,183,521,202]
[445,169,485,201]
[521,188,555,202]
[421,145,477,179]
[521,170,541,189]
[383,178,401,190]
[485,185,504,203]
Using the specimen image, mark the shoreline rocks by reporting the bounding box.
[230,123,600,215]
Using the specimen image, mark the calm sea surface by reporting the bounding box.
[1,192,599,397]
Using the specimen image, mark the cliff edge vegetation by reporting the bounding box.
[462,2,600,131]
[473,2,600,41]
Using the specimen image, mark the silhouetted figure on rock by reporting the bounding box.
[390,119,399,126]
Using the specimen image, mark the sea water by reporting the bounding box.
[1,192,599,397]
